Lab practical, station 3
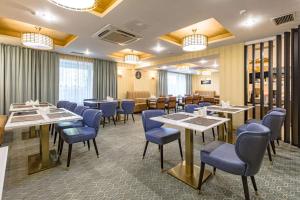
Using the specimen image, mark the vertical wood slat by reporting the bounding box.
[296,26,300,147]
[291,28,298,146]
[260,42,264,119]
[284,32,291,143]
[276,35,282,107]
[244,45,248,121]
[252,44,256,118]
[268,41,273,110]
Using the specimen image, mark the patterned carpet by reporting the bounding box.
[2,114,300,200]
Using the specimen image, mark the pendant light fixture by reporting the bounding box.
[48,0,96,11]
[182,29,208,52]
[21,27,53,50]
[124,50,139,64]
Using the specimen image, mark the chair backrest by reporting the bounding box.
[142,110,164,132]
[121,100,135,114]
[83,99,98,108]
[261,111,286,141]
[82,109,102,131]
[73,106,88,116]
[185,104,199,113]
[267,107,286,114]
[185,96,193,104]
[65,102,77,112]
[199,102,212,107]
[235,123,270,176]
[192,95,201,104]
[167,97,176,108]
[156,97,166,109]
[99,102,118,117]
[57,101,69,108]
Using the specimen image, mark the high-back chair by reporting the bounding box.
[185,96,193,104]
[149,97,166,110]
[100,101,118,127]
[53,106,88,144]
[65,102,77,112]
[83,98,98,109]
[117,100,135,123]
[141,110,183,170]
[239,110,286,162]
[57,100,69,108]
[192,95,201,104]
[198,123,270,200]
[59,109,102,167]
[184,104,199,113]
[165,96,177,114]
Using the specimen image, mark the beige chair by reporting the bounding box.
[165,96,177,113]
[149,97,166,110]
[126,91,151,113]
[0,115,7,145]
[192,95,201,105]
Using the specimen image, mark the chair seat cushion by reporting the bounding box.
[55,121,83,131]
[201,141,246,175]
[145,127,180,145]
[61,127,97,144]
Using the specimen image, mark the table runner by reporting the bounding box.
[11,115,44,123]
[162,113,191,121]
[183,117,221,127]
[47,112,75,119]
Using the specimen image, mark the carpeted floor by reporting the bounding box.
[2,114,300,200]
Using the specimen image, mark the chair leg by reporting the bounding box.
[167,109,170,114]
[142,141,149,159]
[241,176,250,200]
[197,162,205,192]
[92,138,99,158]
[124,114,126,124]
[57,136,61,155]
[201,132,205,143]
[267,144,272,162]
[59,139,64,156]
[224,123,228,133]
[112,116,116,126]
[67,144,72,167]
[178,138,183,160]
[103,117,105,128]
[212,128,215,140]
[276,139,280,146]
[270,141,276,155]
[131,114,135,122]
[213,167,216,175]
[87,140,90,151]
[160,145,164,170]
[53,131,58,144]
[250,176,258,195]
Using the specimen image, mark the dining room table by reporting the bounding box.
[151,112,229,189]
[197,105,254,143]
[5,106,82,174]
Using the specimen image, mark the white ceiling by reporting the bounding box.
[0,0,300,63]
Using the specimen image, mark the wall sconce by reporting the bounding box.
[117,69,123,77]
[149,71,156,80]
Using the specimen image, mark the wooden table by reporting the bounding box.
[0,146,8,200]
[199,105,254,143]
[5,108,82,174]
[151,112,229,189]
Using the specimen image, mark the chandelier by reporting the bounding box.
[21,27,53,50]
[48,0,96,11]
[182,29,208,52]
[124,54,139,64]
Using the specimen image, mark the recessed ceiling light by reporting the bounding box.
[84,49,90,55]
[161,66,167,69]
[199,59,208,64]
[241,16,261,28]
[35,11,56,22]
[152,43,166,53]
[212,63,219,67]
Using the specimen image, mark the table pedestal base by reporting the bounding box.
[168,161,212,189]
[28,149,60,174]
[22,126,39,140]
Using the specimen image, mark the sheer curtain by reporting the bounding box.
[59,58,93,104]
[167,72,186,97]
[157,70,168,96]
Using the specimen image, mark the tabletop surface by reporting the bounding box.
[9,103,56,112]
[151,112,229,132]
[0,146,8,200]
[5,107,82,131]
[196,105,254,114]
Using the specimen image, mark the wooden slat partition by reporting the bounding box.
[260,42,264,119]
[244,45,248,121]
[284,32,291,143]
[291,28,298,146]
[268,41,273,110]
[251,44,256,118]
[276,35,282,107]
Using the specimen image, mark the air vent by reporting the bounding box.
[70,51,84,55]
[272,13,295,25]
[93,24,142,45]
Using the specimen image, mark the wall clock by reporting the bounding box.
[135,71,142,79]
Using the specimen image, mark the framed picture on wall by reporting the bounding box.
[201,80,211,84]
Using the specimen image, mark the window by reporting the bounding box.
[167,72,186,97]
[59,58,93,104]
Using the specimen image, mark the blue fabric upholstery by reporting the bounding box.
[57,101,69,108]
[117,100,135,114]
[142,110,164,132]
[199,102,213,115]
[83,99,98,109]
[73,106,88,116]
[61,109,102,144]
[145,127,180,145]
[65,102,77,112]
[201,123,270,176]
[184,104,199,113]
[55,121,83,131]
[100,102,118,118]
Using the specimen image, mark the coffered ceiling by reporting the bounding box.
[0,0,299,63]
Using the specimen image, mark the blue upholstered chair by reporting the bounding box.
[53,106,88,144]
[58,109,102,167]
[142,110,183,170]
[237,110,285,162]
[57,100,69,108]
[100,101,118,127]
[65,102,77,112]
[198,123,270,200]
[117,100,135,123]
[83,99,98,109]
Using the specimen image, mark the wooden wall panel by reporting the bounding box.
[291,28,298,146]
[252,44,256,118]
[244,45,248,121]
[260,42,264,119]
[276,35,282,107]
[268,41,273,110]
[284,32,291,143]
